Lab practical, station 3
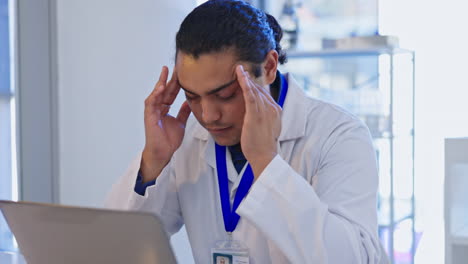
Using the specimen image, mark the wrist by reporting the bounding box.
[249,153,276,180]
[140,150,170,183]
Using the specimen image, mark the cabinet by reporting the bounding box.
[280,48,416,264]
[445,138,468,264]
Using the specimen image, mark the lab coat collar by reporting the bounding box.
[277,73,308,141]
[193,73,308,168]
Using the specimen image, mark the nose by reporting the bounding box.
[201,100,221,124]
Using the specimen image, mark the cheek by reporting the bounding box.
[187,101,203,120]
[224,98,246,124]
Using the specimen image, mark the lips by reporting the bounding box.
[207,126,232,134]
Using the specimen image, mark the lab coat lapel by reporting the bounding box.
[192,120,217,169]
[278,73,308,142]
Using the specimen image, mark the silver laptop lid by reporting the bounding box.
[0,200,177,264]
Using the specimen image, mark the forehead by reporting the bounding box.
[175,51,241,93]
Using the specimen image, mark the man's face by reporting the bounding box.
[176,50,265,146]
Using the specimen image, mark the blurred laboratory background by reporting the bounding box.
[1,0,468,263]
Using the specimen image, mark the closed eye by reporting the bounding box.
[185,93,199,101]
[216,93,236,101]
[215,84,239,101]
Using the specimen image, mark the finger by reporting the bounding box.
[258,83,277,106]
[145,102,162,124]
[176,101,192,125]
[244,71,267,113]
[236,65,258,112]
[244,71,276,108]
[146,66,169,103]
[157,66,169,87]
[145,90,164,114]
[145,84,165,109]
[163,68,181,104]
[159,103,171,117]
[256,87,281,116]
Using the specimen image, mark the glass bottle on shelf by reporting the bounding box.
[277,0,300,50]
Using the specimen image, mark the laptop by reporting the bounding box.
[0,200,177,264]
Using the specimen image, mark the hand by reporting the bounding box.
[141,66,192,183]
[236,65,282,180]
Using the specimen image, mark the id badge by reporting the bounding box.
[211,236,249,264]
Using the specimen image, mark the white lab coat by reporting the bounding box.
[105,73,388,264]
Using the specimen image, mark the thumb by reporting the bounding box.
[176,101,192,125]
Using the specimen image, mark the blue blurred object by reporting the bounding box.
[0,0,10,96]
[0,0,15,253]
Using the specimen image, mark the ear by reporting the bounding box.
[262,50,279,85]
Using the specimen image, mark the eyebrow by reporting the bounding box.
[179,78,237,96]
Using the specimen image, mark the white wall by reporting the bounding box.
[54,0,194,262]
[380,1,468,263]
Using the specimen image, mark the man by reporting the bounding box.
[106,1,387,263]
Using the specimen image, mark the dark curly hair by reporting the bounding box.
[175,0,287,77]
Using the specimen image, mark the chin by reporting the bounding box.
[212,136,240,147]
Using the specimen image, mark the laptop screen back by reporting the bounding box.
[0,200,177,264]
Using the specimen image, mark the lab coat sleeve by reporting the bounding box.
[104,153,184,236]
[236,121,384,264]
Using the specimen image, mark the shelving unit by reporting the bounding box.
[287,48,414,58]
[445,138,468,263]
[281,47,416,264]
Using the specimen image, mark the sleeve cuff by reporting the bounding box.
[237,154,287,215]
[237,154,322,216]
[134,169,156,196]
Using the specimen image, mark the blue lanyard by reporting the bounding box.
[215,74,288,233]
